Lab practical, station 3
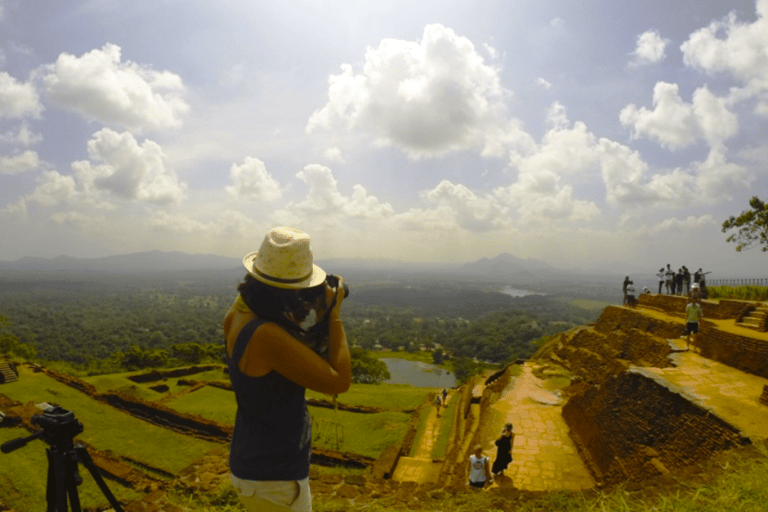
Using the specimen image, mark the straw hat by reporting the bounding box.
[242,227,326,289]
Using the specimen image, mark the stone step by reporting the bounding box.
[0,363,18,383]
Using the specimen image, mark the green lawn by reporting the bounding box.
[1,368,221,476]
[166,385,235,424]
[0,427,143,512]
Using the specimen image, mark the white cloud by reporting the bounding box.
[307,24,515,159]
[286,164,393,219]
[225,157,282,202]
[72,128,185,204]
[40,43,189,131]
[620,82,738,150]
[422,179,511,230]
[0,150,39,175]
[323,146,345,163]
[27,170,78,206]
[0,71,43,118]
[0,123,42,146]
[681,0,768,115]
[0,197,27,221]
[630,30,668,66]
[536,77,552,90]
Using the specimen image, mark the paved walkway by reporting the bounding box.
[648,340,768,441]
[480,364,595,492]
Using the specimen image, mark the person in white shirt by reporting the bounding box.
[467,445,492,489]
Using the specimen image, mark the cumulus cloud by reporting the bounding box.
[0,150,39,175]
[630,30,668,66]
[307,24,516,158]
[421,180,510,230]
[620,82,738,149]
[72,128,185,204]
[0,123,42,146]
[681,0,768,115]
[286,164,393,219]
[225,157,282,202]
[27,128,185,208]
[40,44,189,131]
[0,71,43,118]
[536,77,553,90]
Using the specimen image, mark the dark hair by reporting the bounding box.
[237,274,325,336]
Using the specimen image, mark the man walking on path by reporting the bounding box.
[686,298,704,350]
[467,445,492,489]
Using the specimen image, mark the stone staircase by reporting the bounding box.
[739,302,768,331]
[0,362,18,384]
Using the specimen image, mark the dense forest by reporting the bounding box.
[0,271,606,378]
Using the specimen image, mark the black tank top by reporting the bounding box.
[227,318,312,480]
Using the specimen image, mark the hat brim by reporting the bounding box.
[242,252,327,289]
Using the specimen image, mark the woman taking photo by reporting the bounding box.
[224,226,351,512]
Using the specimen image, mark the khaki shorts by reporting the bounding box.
[230,473,312,512]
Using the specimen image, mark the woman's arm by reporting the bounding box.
[256,281,351,395]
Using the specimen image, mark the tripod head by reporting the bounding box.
[1,404,83,454]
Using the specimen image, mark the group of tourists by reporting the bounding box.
[656,264,709,297]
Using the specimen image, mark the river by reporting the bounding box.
[380,358,457,388]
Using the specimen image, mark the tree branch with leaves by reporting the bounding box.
[722,196,768,252]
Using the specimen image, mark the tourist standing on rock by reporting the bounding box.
[683,266,691,295]
[665,264,675,294]
[468,445,492,489]
[675,269,685,295]
[224,227,351,512]
[626,281,636,307]
[491,423,515,477]
[656,267,665,294]
[685,297,704,351]
[623,276,630,305]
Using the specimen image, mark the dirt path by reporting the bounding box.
[480,363,595,492]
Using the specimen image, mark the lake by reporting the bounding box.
[380,358,457,388]
[500,286,543,297]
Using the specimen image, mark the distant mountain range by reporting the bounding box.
[0,250,630,282]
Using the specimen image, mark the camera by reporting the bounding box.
[325,274,350,298]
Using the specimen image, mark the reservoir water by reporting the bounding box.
[380,358,457,388]
[500,286,542,297]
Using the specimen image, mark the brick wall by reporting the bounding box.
[562,368,750,487]
[698,325,768,379]
[637,295,752,320]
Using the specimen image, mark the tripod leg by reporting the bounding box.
[64,450,83,512]
[73,444,126,512]
[46,447,70,512]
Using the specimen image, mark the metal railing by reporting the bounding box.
[709,278,768,287]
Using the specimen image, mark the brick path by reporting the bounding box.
[480,363,595,492]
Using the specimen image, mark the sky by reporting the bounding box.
[0,0,767,276]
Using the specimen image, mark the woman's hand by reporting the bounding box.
[325,276,345,318]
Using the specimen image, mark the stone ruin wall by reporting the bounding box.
[562,368,750,487]
[697,327,768,380]
[556,300,766,488]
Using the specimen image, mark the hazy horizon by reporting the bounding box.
[1,1,767,274]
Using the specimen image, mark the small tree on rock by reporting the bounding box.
[722,196,768,252]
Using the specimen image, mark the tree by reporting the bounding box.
[722,196,768,252]
[350,347,391,384]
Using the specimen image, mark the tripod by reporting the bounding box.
[1,406,125,512]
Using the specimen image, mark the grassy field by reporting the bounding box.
[0,367,222,511]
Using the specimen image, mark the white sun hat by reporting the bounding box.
[242,227,327,289]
